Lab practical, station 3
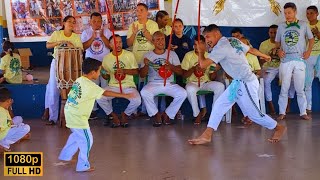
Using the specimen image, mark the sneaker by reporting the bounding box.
[89,111,98,120]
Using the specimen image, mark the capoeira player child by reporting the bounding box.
[306,5,320,113]
[58,58,134,172]
[181,35,224,125]
[259,25,296,115]
[188,24,286,145]
[0,88,30,152]
[140,31,187,127]
[276,2,314,121]
[97,35,141,128]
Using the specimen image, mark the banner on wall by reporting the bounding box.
[173,0,319,27]
[4,0,164,42]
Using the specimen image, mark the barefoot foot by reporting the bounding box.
[188,128,213,145]
[268,124,287,143]
[276,114,286,121]
[301,114,311,120]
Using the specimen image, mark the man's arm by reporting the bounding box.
[247,48,271,62]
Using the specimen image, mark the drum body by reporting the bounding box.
[55,48,83,90]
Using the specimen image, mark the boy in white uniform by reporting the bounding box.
[188,24,286,145]
[276,3,314,121]
[58,58,133,172]
[140,31,187,127]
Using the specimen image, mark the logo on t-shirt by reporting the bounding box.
[228,38,244,54]
[112,61,125,71]
[136,30,147,44]
[182,42,189,49]
[90,38,104,55]
[9,58,21,74]
[284,30,299,47]
[67,82,82,106]
[150,58,166,71]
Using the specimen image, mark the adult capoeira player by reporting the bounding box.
[188,24,286,145]
[140,31,187,127]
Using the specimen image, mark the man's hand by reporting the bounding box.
[303,50,311,60]
[277,49,285,58]
[144,58,150,66]
[115,68,125,75]
[260,55,272,62]
[132,24,139,35]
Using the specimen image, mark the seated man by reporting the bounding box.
[181,35,225,125]
[97,35,141,128]
[140,31,187,127]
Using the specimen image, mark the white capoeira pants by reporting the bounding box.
[0,116,30,149]
[59,128,93,172]
[278,61,307,116]
[141,82,187,119]
[263,68,296,102]
[92,76,108,112]
[305,55,319,110]
[186,81,225,117]
[97,86,141,116]
[45,59,59,122]
[207,78,277,130]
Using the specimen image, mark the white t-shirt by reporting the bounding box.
[208,37,256,82]
[81,27,112,61]
[142,50,180,84]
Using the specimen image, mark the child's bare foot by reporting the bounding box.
[268,124,287,143]
[301,114,311,120]
[188,128,213,145]
[276,114,286,121]
[78,167,95,172]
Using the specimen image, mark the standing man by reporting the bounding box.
[276,2,314,121]
[306,5,320,113]
[81,12,112,120]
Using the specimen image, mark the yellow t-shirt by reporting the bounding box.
[65,76,104,129]
[259,39,280,68]
[102,50,138,88]
[47,30,83,59]
[181,51,216,83]
[246,53,261,72]
[0,53,22,84]
[160,25,172,36]
[127,20,159,64]
[309,21,320,56]
[0,107,11,140]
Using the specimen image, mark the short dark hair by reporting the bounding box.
[195,35,205,42]
[90,12,102,19]
[2,41,14,57]
[269,24,278,29]
[82,58,102,74]
[156,10,169,22]
[284,2,297,11]
[0,88,11,102]
[173,18,184,25]
[137,3,148,10]
[307,6,318,13]
[203,24,220,33]
[152,31,165,40]
[109,34,121,42]
[231,27,242,34]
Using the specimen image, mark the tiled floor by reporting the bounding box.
[1,114,320,180]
